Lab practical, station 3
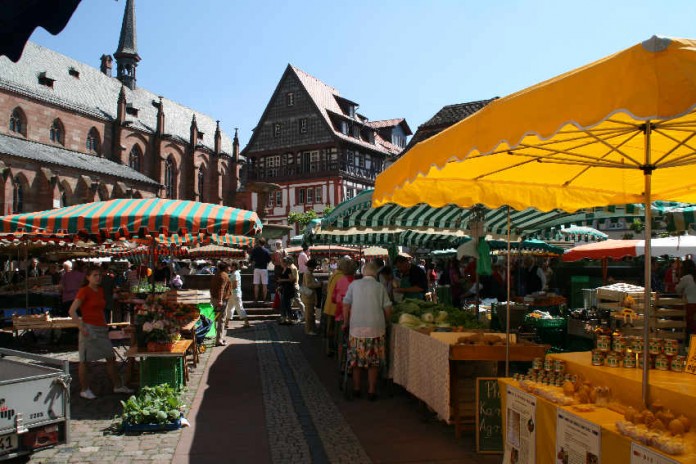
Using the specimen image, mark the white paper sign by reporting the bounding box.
[556,409,601,464]
[503,385,537,464]
[630,443,679,464]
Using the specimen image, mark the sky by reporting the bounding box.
[29,0,696,147]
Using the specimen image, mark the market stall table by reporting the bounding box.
[498,376,696,464]
[125,339,193,388]
[390,324,548,438]
[179,316,201,367]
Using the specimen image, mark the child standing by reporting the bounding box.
[227,261,250,328]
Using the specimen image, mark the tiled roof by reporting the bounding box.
[0,42,233,155]
[290,65,403,156]
[0,134,160,186]
[403,98,497,153]
[365,118,404,129]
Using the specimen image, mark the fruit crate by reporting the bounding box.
[523,315,567,329]
[139,357,184,390]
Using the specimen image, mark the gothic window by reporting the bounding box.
[60,189,68,208]
[198,166,205,202]
[86,127,100,154]
[50,119,64,145]
[164,158,176,199]
[128,146,142,172]
[12,177,24,213]
[9,108,25,135]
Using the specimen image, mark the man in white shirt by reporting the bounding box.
[297,244,310,279]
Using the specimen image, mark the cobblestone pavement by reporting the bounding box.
[11,322,501,463]
[15,337,214,464]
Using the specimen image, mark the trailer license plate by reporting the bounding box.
[0,434,18,455]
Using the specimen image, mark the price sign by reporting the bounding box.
[685,335,696,376]
[476,377,503,453]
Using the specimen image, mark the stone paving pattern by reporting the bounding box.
[15,322,501,463]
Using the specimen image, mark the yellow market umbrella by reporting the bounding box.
[374,36,696,406]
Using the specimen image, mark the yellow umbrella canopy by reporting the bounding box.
[374,36,696,406]
[374,36,696,211]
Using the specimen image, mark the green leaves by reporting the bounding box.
[120,384,185,425]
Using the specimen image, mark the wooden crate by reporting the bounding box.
[165,289,210,305]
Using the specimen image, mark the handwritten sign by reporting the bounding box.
[476,377,503,453]
[685,335,696,376]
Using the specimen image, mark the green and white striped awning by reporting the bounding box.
[309,229,469,249]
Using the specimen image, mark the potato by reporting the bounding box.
[643,411,656,427]
[650,419,666,432]
[668,419,685,436]
[563,381,575,397]
[677,415,691,432]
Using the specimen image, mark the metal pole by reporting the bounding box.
[24,243,28,310]
[642,122,653,407]
[506,206,511,377]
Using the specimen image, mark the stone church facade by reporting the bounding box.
[0,0,240,216]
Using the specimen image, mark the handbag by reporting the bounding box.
[299,285,314,297]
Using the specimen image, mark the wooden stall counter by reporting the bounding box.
[498,377,696,464]
[548,351,696,426]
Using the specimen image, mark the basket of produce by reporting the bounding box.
[120,384,185,433]
[391,299,485,332]
[493,302,528,330]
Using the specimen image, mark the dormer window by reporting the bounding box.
[286,92,295,106]
[125,104,139,116]
[38,71,55,88]
[197,132,204,142]
[340,121,349,135]
[68,67,80,78]
[367,131,375,144]
[348,105,355,118]
[352,125,360,138]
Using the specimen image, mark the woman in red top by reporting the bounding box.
[69,265,133,400]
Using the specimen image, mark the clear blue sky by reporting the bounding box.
[30,0,696,147]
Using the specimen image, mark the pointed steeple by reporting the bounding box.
[214,120,222,154]
[233,128,240,163]
[114,0,141,90]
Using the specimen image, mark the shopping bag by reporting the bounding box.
[272,291,280,309]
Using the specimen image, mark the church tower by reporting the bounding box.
[114,0,140,90]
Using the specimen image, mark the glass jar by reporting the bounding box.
[592,349,605,366]
[671,355,686,372]
[664,339,679,357]
[597,335,611,352]
[648,338,663,355]
[606,351,620,368]
[655,353,669,371]
[623,352,636,368]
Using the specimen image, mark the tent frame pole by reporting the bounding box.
[642,122,653,407]
[505,206,511,377]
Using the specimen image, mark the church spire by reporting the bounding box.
[114,0,141,90]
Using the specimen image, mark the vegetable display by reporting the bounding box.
[120,384,185,427]
[392,299,485,331]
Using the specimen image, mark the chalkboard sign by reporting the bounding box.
[475,377,503,454]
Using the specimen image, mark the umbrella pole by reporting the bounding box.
[24,243,28,311]
[150,237,156,299]
[505,206,511,377]
[642,123,653,408]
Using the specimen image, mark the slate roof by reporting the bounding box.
[403,98,497,152]
[0,42,233,155]
[289,65,405,156]
[0,134,160,186]
[116,0,138,57]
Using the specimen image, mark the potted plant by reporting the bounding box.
[120,384,185,432]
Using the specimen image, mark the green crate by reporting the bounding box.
[524,315,567,329]
[139,357,184,390]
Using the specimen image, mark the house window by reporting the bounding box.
[68,67,80,78]
[365,155,372,170]
[266,194,274,208]
[298,188,305,204]
[307,187,314,204]
[286,92,294,106]
[346,187,355,200]
[346,151,354,166]
[275,191,283,207]
[129,145,142,172]
[12,177,23,213]
[267,155,280,177]
[357,154,365,168]
[274,123,281,136]
[348,105,355,118]
[50,119,64,145]
[9,108,25,135]
[315,187,323,204]
[299,118,307,133]
[86,127,100,154]
[198,166,205,202]
[340,121,349,134]
[164,158,176,199]
[352,125,360,138]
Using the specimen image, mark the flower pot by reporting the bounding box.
[146,341,158,352]
[159,342,174,352]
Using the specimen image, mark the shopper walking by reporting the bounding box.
[300,258,321,335]
[210,262,232,346]
[59,260,85,317]
[342,261,392,401]
[68,265,133,399]
[676,259,696,335]
[227,261,250,328]
[277,256,299,325]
